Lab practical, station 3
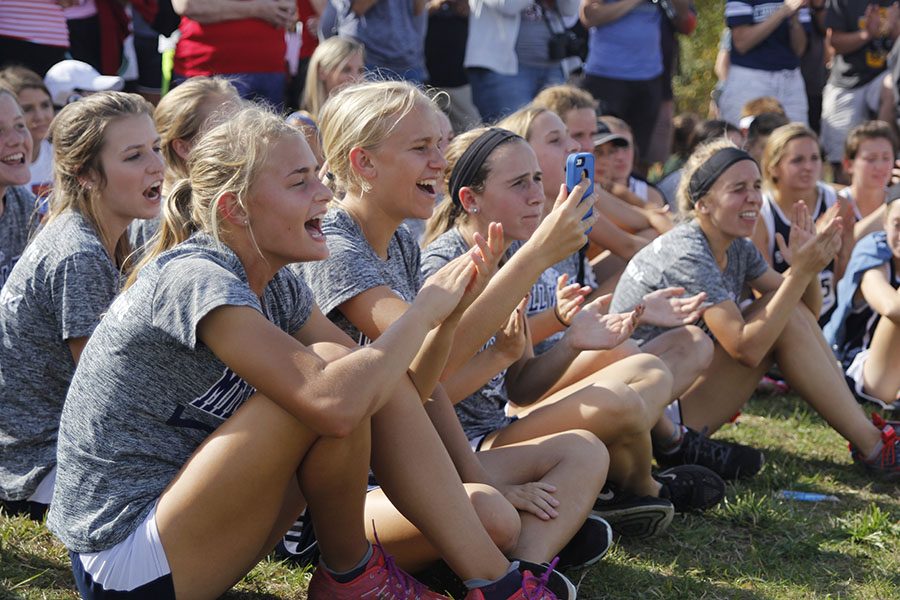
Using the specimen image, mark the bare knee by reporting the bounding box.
[679,325,714,371]
[558,430,609,486]
[467,484,521,555]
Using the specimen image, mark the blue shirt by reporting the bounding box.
[726,0,811,71]
[584,0,662,80]
[333,0,427,76]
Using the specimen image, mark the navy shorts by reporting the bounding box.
[70,551,175,600]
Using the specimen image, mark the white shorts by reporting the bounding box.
[77,502,172,591]
[27,465,56,504]
[718,64,808,127]
[844,349,899,410]
[820,72,888,162]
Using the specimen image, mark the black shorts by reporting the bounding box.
[70,551,176,600]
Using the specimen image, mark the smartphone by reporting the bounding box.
[566,152,594,233]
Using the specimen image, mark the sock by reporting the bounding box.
[865,440,885,463]
[323,543,373,583]
[657,424,687,454]
[465,561,521,598]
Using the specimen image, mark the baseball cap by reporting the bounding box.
[592,120,628,148]
[44,60,124,107]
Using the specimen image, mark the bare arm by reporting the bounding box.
[67,337,88,365]
[788,12,808,56]
[860,265,900,322]
[587,210,649,258]
[351,0,380,16]
[580,0,643,28]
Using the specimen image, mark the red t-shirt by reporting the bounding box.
[174,16,287,76]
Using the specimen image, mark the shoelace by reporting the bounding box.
[684,426,733,469]
[372,525,429,599]
[522,557,558,600]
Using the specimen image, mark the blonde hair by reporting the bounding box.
[497,106,550,141]
[127,105,299,287]
[531,85,596,121]
[154,77,239,184]
[49,91,154,269]
[761,123,819,188]
[422,126,524,247]
[319,80,439,195]
[677,138,742,216]
[598,115,631,135]
[301,37,365,119]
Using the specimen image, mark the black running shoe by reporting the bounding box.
[591,483,674,538]
[655,465,725,512]
[655,427,764,480]
[555,515,612,570]
[515,560,575,600]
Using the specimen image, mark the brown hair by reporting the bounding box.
[0,65,50,99]
[49,91,154,269]
[761,123,819,188]
[844,120,898,161]
[531,85,596,121]
[740,96,785,119]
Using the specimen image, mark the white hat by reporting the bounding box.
[44,60,124,107]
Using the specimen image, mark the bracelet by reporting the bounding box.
[554,304,570,328]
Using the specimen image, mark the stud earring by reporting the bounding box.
[471,207,478,214]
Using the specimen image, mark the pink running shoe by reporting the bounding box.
[850,413,900,481]
[463,559,560,600]
[307,540,449,599]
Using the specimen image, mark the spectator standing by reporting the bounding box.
[821,0,900,181]
[718,0,811,127]
[0,0,69,76]
[800,0,827,133]
[579,0,685,171]
[331,0,429,82]
[172,0,298,107]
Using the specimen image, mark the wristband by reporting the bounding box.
[554,304,570,328]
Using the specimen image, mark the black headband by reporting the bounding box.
[449,128,521,208]
[687,147,756,207]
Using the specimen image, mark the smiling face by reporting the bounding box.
[92,113,164,231]
[698,159,763,241]
[365,101,446,221]
[770,136,821,193]
[321,51,366,98]
[17,87,53,148]
[847,138,894,191]
[0,93,33,192]
[528,110,578,200]
[246,133,332,266]
[470,140,545,241]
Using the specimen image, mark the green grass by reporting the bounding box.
[2,394,898,599]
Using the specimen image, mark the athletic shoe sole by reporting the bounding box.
[592,502,674,538]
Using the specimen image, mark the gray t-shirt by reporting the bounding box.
[299,208,421,345]
[0,186,37,288]
[0,210,119,501]
[47,233,313,552]
[610,221,769,342]
[421,228,516,440]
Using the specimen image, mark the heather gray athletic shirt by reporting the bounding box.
[47,233,313,552]
[421,229,516,440]
[610,221,769,342]
[0,210,119,501]
[298,208,421,345]
[0,186,37,288]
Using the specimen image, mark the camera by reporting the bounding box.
[548,30,587,61]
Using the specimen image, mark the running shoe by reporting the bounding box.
[591,482,674,538]
[850,413,900,481]
[555,515,612,570]
[273,508,319,567]
[655,465,726,513]
[655,427,764,480]
[307,540,449,599]
[514,560,575,599]
[464,560,561,600]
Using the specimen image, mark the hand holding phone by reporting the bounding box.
[566,152,594,234]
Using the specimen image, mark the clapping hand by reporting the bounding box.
[554,273,592,326]
[564,295,641,351]
[639,287,708,327]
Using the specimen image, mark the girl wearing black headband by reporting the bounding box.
[751,123,848,325]
[423,125,728,533]
[300,81,608,599]
[611,139,900,480]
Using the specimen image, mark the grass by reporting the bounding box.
[1,394,898,600]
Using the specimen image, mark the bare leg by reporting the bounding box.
[536,339,642,399]
[156,391,371,599]
[477,431,608,563]
[364,484,521,573]
[370,379,512,582]
[861,312,900,403]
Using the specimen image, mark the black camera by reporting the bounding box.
[548,30,587,61]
